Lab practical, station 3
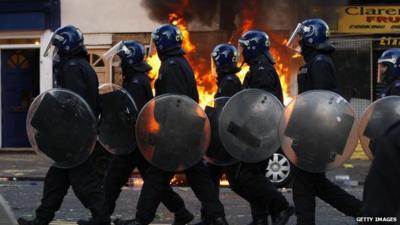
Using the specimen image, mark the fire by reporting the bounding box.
[142,2,297,187]
[147,13,217,107]
[169,13,196,53]
[146,13,293,107]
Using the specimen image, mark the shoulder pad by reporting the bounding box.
[255,65,265,71]
[314,54,329,63]
[224,75,234,81]
[167,59,177,65]
[66,59,78,67]
[132,78,141,84]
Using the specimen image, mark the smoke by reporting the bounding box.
[140,0,348,37]
[140,0,219,26]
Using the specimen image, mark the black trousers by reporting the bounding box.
[35,160,108,224]
[205,162,269,220]
[293,167,363,225]
[226,161,289,219]
[362,123,400,222]
[136,162,225,224]
[103,149,185,216]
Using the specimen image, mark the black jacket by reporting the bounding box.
[155,49,199,102]
[243,54,283,103]
[363,120,400,220]
[122,63,153,111]
[298,44,338,94]
[379,79,400,98]
[215,70,242,98]
[55,53,99,116]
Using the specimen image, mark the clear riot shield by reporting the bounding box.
[204,97,237,166]
[98,83,138,155]
[359,96,400,159]
[280,90,358,173]
[136,95,211,172]
[26,89,97,168]
[219,89,284,163]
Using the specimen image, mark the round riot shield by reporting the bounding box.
[204,97,237,166]
[98,83,138,155]
[279,90,358,173]
[359,96,400,159]
[0,195,17,225]
[26,89,97,168]
[218,89,283,163]
[136,95,211,172]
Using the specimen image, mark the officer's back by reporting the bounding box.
[376,48,400,98]
[297,43,337,94]
[56,55,99,114]
[117,41,154,111]
[239,30,283,103]
[156,49,199,102]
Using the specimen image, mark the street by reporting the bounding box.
[0,152,368,225]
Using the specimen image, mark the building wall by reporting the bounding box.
[61,0,160,33]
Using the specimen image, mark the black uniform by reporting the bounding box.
[243,54,283,102]
[204,69,279,222]
[102,63,186,217]
[231,54,290,220]
[135,49,226,224]
[35,51,108,225]
[378,79,400,98]
[362,71,400,222]
[362,121,400,223]
[293,44,362,225]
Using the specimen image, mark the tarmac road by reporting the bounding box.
[0,152,368,225]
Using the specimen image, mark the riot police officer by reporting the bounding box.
[376,48,400,98]
[362,122,400,223]
[286,18,363,225]
[79,41,193,225]
[18,25,109,225]
[205,42,292,225]
[362,49,400,222]
[202,43,244,221]
[211,44,242,99]
[235,30,294,225]
[114,24,229,225]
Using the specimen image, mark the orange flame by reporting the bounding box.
[143,2,297,186]
[146,13,293,107]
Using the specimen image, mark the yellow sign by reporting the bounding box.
[339,6,400,33]
[378,36,400,46]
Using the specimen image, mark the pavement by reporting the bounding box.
[0,152,370,225]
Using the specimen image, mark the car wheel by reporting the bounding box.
[266,153,292,188]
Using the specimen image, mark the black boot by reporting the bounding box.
[248,217,269,225]
[77,218,111,225]
[114,218,147,225]
[192,217,229,225]
[17,218,48,225]
[173,208,195,225]
[271,206,294,225]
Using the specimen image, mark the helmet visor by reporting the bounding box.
[237,39,248,65]
[211,56,217,78]
[148,35,158,58]
[377,58,396,82]
[43,32,64,58]
[377,63,388,83]
[286,23,302,52]
[101,41,125,67]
